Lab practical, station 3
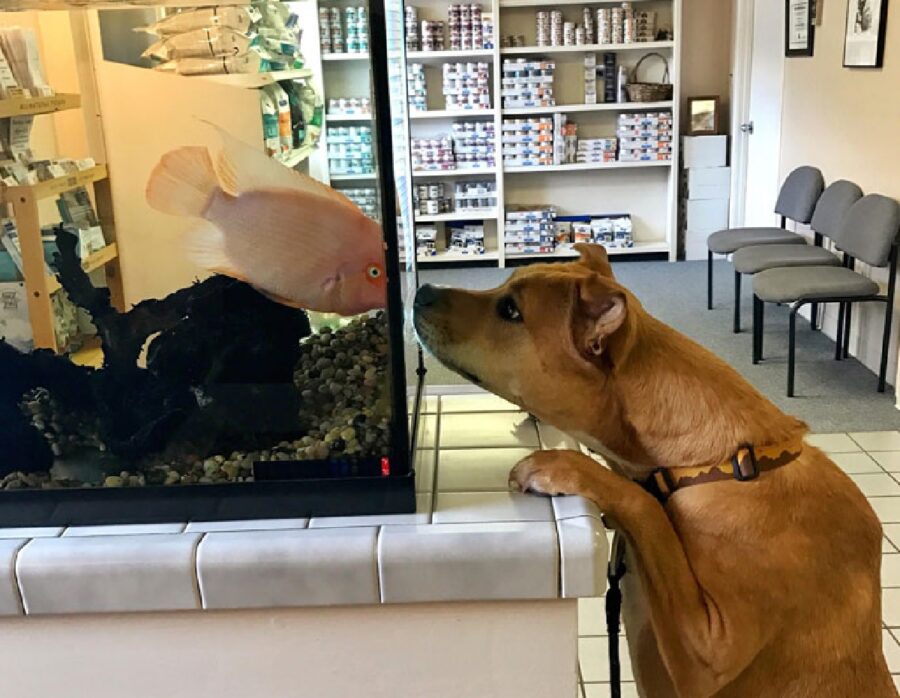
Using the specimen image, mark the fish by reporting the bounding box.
[145,125,387,316]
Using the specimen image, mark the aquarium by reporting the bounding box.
[0,0,421,526]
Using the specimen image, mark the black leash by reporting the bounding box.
[606,533,627,698]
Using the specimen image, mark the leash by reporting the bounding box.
[606,532,627,698]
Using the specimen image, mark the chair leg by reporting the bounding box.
[707,251,714,310]
[811,302,818,330]
[733,271,741,333]
[788,305,799,397]
[835,302,845,361]
[879,301,895,393]
[753,295,764,364]
[842,302,853,359]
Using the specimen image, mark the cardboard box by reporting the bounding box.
[686,198,729,233]
[682,135,728,168]
[683,229,709,261]
[685,166,731,200]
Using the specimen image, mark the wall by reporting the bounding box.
[779,0,900,387]
[680,0,735,133]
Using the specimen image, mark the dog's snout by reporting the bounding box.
[414,283,443,309]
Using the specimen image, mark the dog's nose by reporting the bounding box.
[414,284,442,309]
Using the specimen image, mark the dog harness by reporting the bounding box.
[606,439,805,698]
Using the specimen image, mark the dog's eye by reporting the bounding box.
[497,296,523,323]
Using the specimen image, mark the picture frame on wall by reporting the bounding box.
[687,96,720,135]
[786,0,815,56]
[844,0,890,67]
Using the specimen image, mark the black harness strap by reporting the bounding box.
[606,532,627,698]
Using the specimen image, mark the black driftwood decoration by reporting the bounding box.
[0,227,311,477]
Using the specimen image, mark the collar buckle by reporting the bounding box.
[731,445,759,482]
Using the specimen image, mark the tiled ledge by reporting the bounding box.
[1,394,609,617]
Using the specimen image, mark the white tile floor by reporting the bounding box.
[423,395,900,696]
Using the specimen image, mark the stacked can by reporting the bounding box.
[622,2,636,43]
[635,10,657,41]
[582,7,595,43]
[329,7,344,53]
[405,6,420,51]
[415,183,452,216]
[442,61,491,111]
[319,8,332,53]
[596,8,611,44]
[482,11,494,49]
[411,135,455,171]
[345,6,369,54]
[501,58,555,109]
[535,11,550,46]
[327,97,371,115]
[421,20,446,51]
[339,187,379,220]
[451,121,495,169]
[454,180,496,211]
[550,10,564,46]
[407,63,427,112]
[327,125,374,175]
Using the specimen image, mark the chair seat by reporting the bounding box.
[753,266,880,304]
[707,227,806,254]
[732,244,841,274]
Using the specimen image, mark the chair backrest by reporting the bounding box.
[832,194,900,268]
[810,180,863,239]
[774,166,825,224]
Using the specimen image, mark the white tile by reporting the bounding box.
[850,473,900,497]
[884,588,900,627]
[870,498,900,523]
[198,527,379,609]
[871,452,900,472]
[805,433,861,453]
[559,516,609,599]
[851,432,900,452]
[433,491,553,524]
[436,447,533,492]
[579,636,632,682]
[63,523,186,537]
[583,684,639,698]
[884,524,900,550]
[378,521,559,603]
[408,395,438,414]
[414,413,438,449]
[309,493,432,528]
[579,597,606,637]
[0,539,26,615]
[539,423,583,450]
[185,518,309,533]
[414,449,436,493]
[885,536,898,553]
[440,412,539,449]
[885,554,900,588]
[440,393,520,413]
[885,630,900,672]
[830,452,882,474]
[894,674,900,693]
[554,496,602,522]
[17,533,202,614]
[0,527,63,540]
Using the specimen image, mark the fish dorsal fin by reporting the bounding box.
[203,120,362,210]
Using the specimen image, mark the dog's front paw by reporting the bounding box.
[509,450,590,497]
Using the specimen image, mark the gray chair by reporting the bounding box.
[732,180,863,335]
[706,166,825,332]
[752,194,900,396]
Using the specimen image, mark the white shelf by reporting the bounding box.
[500,41,674,55]
[506,241,668,259]
[410,109,495,120]
[417,209,499,222]
[326,113,373,122]
[330,173,377,182]
[413,168,498,178]
[407,50,495,61]
[418,251,500,264]
[501,0,654,5]
[203,69,313,88]
[504,160,671,174]
[322,52,371,62]
[503,101,673,115]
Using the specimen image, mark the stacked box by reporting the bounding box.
[502,117,553,168]
[447,222,486,254]
[407,62,427,112]
[552,113,569,165]
[416,183,452,216]
[617,111,673,162]
[443,61,491,111]
[577,137,617,163]
[505,207,556,255]
[454,180,497,211]
[590,214,633,248]
[448,4,485,52]
[327,125,374,175]
[421,20,445,51]
[602,52,617,103]
[501,59,555,109]
[343,6,369,54]
[451,121,495,169]
[327,97,371,116]
[635,10,657,42]
[415,225,438,256]
[405,6,420,52]
[482,12,494,49]
[584,53,597,105]
[339,187,379,220]
[411,135,455,171]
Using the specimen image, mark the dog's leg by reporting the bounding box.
[511,449,764,698]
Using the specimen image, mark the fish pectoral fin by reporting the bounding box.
[185,223,241,277]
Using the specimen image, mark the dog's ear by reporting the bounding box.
[574,243,615,279]
[571,274,634,366]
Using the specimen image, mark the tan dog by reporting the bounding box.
[413,244,895,698]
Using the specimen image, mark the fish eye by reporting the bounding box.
[497,296,522,323]
[367,265,382,279]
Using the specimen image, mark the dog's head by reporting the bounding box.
[413,244,641,425]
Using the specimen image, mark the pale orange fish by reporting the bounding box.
[145,126,386,316]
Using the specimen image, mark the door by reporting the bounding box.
[730,0,786,228]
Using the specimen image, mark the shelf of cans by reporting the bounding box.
[502,2,657,49]
[407,61,492,114]
[504,206,634,256]
[326,124,374,176]
[410,121,496,173]
[405,4,495,53]
[319,5,369,55]
[337,187,379,221]
[327,97,371,118]
[414,180,497,217]
[502,59,554,109]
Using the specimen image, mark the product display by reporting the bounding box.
[442,61,491,111]
[505,208,634,257]
[327,125,374,175]
[337,186,379,220]
[405,6,421,51]
[407,62,427,112]
[411,121,495,172]
[447,222,485,254]
[502,117,552,168]
[505,206,556,255]
[416,183,452,216]
[525,2,656,48]
[320,5,369,55]
[415,224,438,256]
[501,58,554,109]
[453,180,496,211]
[447,4,485,51]
[261,80,321,160]
[327,97,371,116]
[617,111,673,162]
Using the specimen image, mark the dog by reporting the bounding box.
[412,244,895,698]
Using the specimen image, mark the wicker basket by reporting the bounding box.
[625,52,673,102]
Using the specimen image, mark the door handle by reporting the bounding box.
[739,121,754,134]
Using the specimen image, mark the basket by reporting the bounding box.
[625,53,673,102]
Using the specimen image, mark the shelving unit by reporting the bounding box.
[499,39,674,54]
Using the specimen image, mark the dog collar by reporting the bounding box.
[641,439,804,503]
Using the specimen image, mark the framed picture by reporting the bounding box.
[813,0,824,25]
[687,96,720,135]
[844,0,890,67]
[786,0,815,56]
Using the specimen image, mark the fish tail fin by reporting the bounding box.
[146,146,218,218]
